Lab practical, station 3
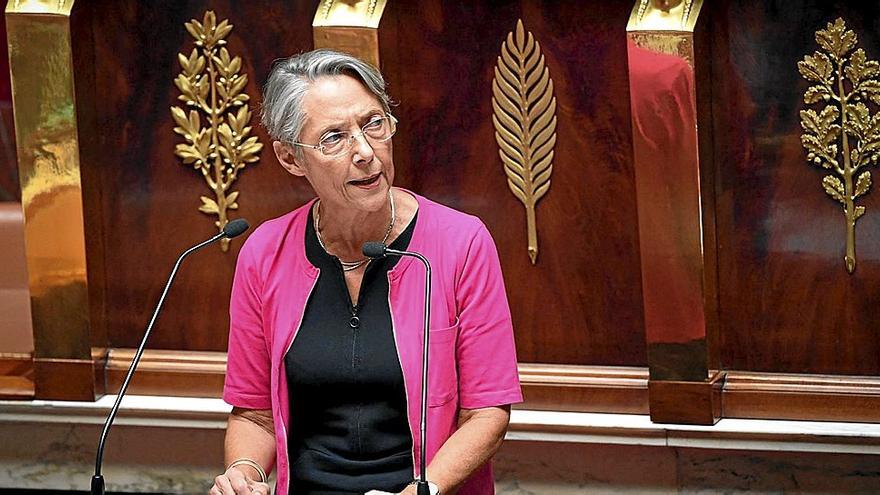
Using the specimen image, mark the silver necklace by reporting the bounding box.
[315,190,395,271]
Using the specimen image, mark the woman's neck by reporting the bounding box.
[316,192,394,261]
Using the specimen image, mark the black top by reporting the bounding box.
[284,206,418,495]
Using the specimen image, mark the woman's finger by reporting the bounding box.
[213,474,236,494]
[225,466,257,493]
[248,480,271,495]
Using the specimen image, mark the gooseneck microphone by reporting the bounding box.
[363,242,434,495]
[91,219,250,495]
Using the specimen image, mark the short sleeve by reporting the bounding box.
[223,239,272,410]
[455,223,523,409]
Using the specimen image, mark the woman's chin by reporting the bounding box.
[350,177,390,198]
[343,184,389,212]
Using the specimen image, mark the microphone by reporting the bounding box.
[363,242,435,495]
[91,219,250,495]
[223,218,249,238]
[362,241,387,259]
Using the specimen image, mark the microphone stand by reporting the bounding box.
[91,221,247,495]
[364,243,433,495]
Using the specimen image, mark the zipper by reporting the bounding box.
[279,271,320,495]
[336,257,369,454]
[336,257,364,358]
[349,297,362,453]
[387,272,418,480]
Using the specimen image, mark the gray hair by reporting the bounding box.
[261,49,392,151]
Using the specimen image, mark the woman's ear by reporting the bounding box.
[273,141,306,177]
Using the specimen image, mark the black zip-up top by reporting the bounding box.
[283,206,418,494]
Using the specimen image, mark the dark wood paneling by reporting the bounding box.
[711,1,880,375]
[34,356,103,401]
[694,13,721,373]
[0,10,19,202]
[72,2,109,354]
[380,1,646,366]
[89,1,319,351]
[82,0,647,367]
[648,372,723,425]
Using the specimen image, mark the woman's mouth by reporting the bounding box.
[348,173,381,188]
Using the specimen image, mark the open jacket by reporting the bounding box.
[223,192,523,494]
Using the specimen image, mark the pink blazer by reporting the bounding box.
[223,192,523,494]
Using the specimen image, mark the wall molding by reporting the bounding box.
[518,363,649,414]
[104,349,226,398]
[0,353,33,400]
[103,353,653,414]
[10,349,880,425]
[723,371,880,423]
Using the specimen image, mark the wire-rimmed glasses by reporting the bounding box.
[292,113,398,157]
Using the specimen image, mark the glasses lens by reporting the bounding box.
[319,116,397,156]
[364,117,392,140]
[320,133,347,156]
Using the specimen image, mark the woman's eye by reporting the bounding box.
[364,117,384,129]
[321,133,344,145]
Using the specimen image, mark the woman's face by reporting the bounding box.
[274,74,394,215]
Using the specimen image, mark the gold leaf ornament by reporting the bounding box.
[799,17,879,273]
[171,10,262,251]
[492,19,557,265]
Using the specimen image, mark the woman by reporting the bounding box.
[211,49,521,495]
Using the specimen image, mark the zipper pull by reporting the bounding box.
[349,305,360,329]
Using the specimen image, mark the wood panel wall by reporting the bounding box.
[89,1,317,351]
[709,1,880,376]
[379,1,646,366]
[86,0,648,368]
[4,0,879,421]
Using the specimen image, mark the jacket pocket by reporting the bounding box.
[427,318,459,407]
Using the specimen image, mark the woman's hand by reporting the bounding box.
[218,408,276,494]
[209,465,270,495]
[396,484,417,495]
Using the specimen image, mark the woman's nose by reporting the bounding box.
[351,133,375,163]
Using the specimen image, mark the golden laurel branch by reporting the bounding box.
[492,19,557,265]
[799,17,880,273]
[171,10,262,251]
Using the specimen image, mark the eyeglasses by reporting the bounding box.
[292,114,398,157]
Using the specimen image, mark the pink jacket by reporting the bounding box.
[223,192,523,494]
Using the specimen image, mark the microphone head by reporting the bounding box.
[223,219,250,239]
[362,242,387,259]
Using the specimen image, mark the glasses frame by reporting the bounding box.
[291,113,398,157]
